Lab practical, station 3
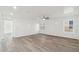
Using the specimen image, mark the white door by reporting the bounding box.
[4,20,14,40]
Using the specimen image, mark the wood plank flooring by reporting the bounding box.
[0,33,79,52]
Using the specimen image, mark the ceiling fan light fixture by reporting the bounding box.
[42,16,50,21]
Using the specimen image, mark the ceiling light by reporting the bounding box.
[42,19,46,21]
[13,6,16,9]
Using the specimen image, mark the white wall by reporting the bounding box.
[0,17,3,39]
[0,7,39,38]
[14,17,38,37]
[38,7,79,39]
[14,6,79,39]
[78,17,79,38]
[0,14,4,39]
[39,16,79,39]
[0,6,79,39]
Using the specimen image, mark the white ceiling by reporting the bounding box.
[0,6,79,19]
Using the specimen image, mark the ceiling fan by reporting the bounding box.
[42,16,50,21]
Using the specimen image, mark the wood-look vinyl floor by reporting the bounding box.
[0,33,79,52]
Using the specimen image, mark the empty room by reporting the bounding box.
[0,6,79,52]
